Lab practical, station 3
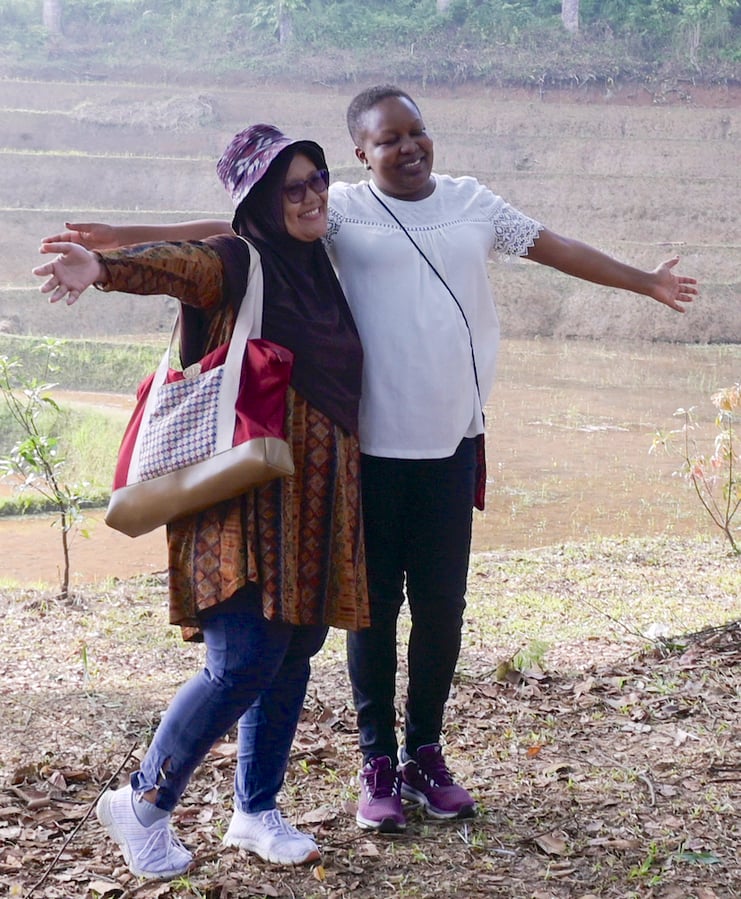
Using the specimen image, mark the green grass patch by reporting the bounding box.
[318,534,741,678]
[0,400,126,514]
[463,535,741,661]
[0,487,111,517]
[59,403,129,483]
[0,334,163,393]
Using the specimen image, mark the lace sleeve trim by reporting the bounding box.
[324,206,342,246]
[489,205,543,259]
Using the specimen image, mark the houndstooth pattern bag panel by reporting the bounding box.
[137,366,224,481]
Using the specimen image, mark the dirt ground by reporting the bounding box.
[1,536,739,899]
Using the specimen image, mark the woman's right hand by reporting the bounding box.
[33,241,106,305]
[41,222,120,251]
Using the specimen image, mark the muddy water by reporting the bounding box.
[481,338,739,549]
[1,338,738,588]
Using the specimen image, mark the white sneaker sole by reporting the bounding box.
[355,810,407,833]
[400,783,476,820]
[223,831,321,866]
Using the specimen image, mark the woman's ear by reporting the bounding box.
[354,146,369,170]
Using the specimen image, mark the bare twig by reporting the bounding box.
[22,742,139,899]
[572,594,645,639]
[6,696,95,741]
[636,772,656,807]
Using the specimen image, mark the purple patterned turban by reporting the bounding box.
[216,124,326,209]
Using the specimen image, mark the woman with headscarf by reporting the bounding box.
[33,125,369,879]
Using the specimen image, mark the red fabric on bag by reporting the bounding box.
[112,338,293,490]
[233,340,293,443]
[474,431,487,511]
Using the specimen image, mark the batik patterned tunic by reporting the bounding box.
[100,240,369,640]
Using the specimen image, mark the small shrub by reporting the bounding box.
[652,384,741,554]
[0,343,92,599]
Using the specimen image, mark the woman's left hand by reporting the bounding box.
[650,256,698,313]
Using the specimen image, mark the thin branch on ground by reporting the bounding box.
[22,742,138,899]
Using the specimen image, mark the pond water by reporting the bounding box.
[1,338,738,588]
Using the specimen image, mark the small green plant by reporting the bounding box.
[493,638,549,685]
[652,384,740,554]
[457,822,487,850]
[629,840,662,883]
[171,875,206,897]
[410,843,430,863]
[79,639,99,690]
[0,342,90,599]
[514,638,549,672]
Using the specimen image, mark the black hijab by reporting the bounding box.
[212,145,363,435]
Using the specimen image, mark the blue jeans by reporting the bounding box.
[131,587,327,813]
[347,438,476,762]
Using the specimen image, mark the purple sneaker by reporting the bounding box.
[356,756,406,833]
[399,744,476,820]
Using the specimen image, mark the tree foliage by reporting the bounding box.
[1,0,739,82]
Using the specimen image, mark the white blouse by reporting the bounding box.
[326,174,542,458]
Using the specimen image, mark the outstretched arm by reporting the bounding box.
[526,228,698,313]
[33,242,106,305]
[41,219,233,251]
[34,238,227,309]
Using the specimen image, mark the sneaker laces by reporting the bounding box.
[259,808,303,839]
[362,758,400,799]
[416,746,454,787]
[135,819,190,864]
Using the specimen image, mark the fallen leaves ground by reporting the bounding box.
[1,536,739,899]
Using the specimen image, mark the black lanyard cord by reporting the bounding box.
[367,182,483,407]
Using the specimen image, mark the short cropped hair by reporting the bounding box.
[346,84,420,144]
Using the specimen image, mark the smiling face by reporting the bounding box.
[353,95,435,201]
[281,152,329,242]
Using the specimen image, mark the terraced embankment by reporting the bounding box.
[0,77,738,343]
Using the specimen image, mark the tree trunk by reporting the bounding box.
[561,0,579,33]
[43,0,63,34]
[278,7,293,44]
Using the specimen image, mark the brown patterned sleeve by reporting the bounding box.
[96,241,224,310]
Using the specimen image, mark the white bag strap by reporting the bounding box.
[128,239,264,479]
[215,239,263,451]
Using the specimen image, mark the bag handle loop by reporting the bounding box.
[129,239,263,478]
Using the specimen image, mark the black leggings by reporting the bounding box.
[347,438,476,761]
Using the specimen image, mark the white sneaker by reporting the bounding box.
[223,807,320,866]
[96,785,193,880]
